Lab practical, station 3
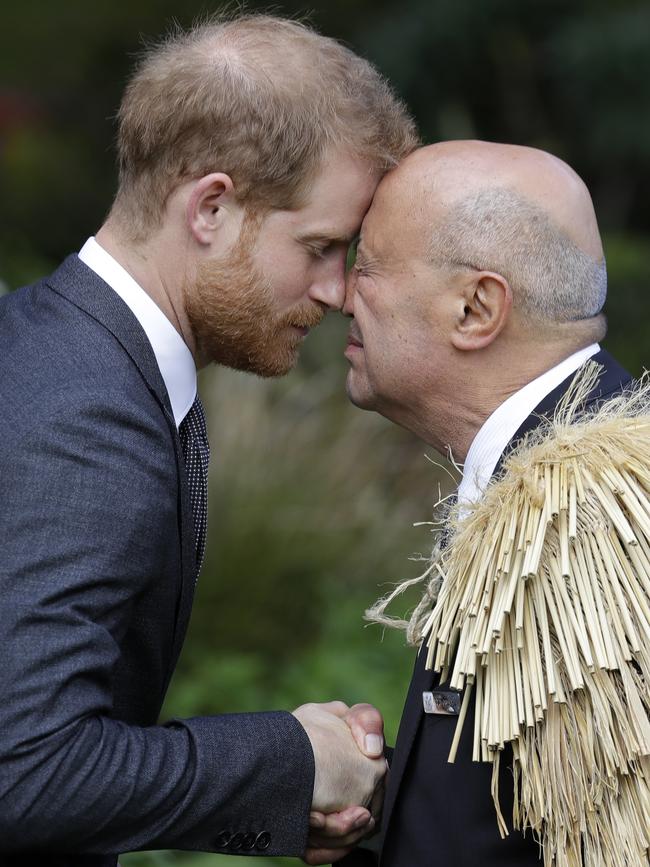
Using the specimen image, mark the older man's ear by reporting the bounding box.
[451,270,513,352]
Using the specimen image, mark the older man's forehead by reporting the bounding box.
[360,173,435,261]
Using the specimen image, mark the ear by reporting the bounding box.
[186,173,236,246]
[451,271,512,351]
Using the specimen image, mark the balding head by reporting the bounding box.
[397,141,603,257]
[344,141,609,455]
[377,141,607,326]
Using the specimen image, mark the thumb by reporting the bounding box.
[344,703,385,758]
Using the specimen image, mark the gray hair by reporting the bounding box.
[428,188,607,323]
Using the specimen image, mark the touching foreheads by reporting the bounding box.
[111,13,418,239]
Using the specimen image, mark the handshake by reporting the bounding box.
[292,701,388,865]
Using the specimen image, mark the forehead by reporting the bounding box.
[359,168,432,262]
[276,152,380,240]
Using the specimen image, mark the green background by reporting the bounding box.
[1,1,648,864]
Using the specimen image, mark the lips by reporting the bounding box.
[347,328,364,348]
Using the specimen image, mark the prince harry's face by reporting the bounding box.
[185,151,379,376]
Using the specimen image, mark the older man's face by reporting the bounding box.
[343,173,454,420]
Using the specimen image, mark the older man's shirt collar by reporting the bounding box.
[457,343,600,509]
[78,237,197,428]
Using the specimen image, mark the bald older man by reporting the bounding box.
[341,141,634,866]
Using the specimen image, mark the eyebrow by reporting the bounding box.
[298,231,358,246]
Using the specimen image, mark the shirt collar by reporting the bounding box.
[78,237,196,427]
[457,343,600,509]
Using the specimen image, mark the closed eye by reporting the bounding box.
[352,261,374,278]
[307,241,348,261]
[351,241,378,277]
[306,243,328,259]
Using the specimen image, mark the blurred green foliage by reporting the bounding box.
[1,1,648,864]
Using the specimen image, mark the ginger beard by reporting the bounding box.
[185,216,324,377]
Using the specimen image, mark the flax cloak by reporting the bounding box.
[372,363,650,867]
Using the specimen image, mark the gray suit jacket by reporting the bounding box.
[0,255,314,864]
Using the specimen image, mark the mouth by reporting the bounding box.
[346,331,364,349]
[345,329,364,361]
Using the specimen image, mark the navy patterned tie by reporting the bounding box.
[178,396,210,573]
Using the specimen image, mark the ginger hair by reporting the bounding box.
[111,12,418,238]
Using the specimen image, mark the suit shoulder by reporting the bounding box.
[0,279,167,432]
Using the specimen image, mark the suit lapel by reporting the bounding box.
[47,255,173,413]
[380,349,633,854]
[46,254,199,683]
[379,647,431,840]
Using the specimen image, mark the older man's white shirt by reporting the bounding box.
[457,343,600,511]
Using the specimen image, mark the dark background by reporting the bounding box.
[1,2,648,864]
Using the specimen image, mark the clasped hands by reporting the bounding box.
[292,701,388,865]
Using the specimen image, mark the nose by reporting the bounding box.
[308,257,348,311]
[309,276,345,311]
[342,268,357,317]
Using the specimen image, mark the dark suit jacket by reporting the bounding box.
[343,349,633,867]
[0,256,314,864]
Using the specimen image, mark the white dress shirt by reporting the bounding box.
[457,343,600,509]
[78,237,196,428]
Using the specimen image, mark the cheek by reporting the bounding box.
[364,316,421,380]
[267,259,313,305]
[362,303,403,348]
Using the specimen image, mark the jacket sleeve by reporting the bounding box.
[0,388,314,856]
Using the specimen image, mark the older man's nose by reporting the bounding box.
[342,271,357,317]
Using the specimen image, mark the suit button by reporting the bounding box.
[255,831,272,850]
[215,830,231,848]
[241,832,257,850]
[230,832,245,850]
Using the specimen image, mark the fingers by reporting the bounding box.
[302,846,354,865]
[308,811,326,830]
[308,805,371,839]
[307,819,375,851]
[292,700,386,813]
[344,703,385,758]
[293,700,350,719]
[307,829,373,854]
[306,805,374,858]
[316,700,351,718]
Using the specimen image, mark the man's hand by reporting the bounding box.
[303,804,376,865]
[292,701,387,813]
[292,701,387,864]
